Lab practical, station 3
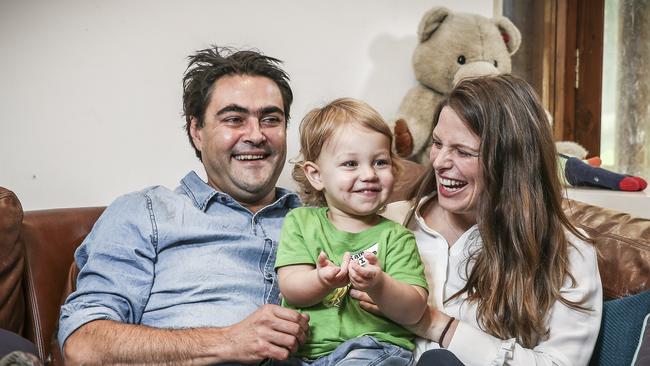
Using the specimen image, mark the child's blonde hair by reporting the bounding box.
[293,97,400,206]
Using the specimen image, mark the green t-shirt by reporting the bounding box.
[275,207,428,358]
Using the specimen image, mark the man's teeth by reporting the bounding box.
[234,154,265,161]
[440,178,466,191]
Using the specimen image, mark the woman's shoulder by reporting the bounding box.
[382,200,413,224]
[565,227,597,262]
[563,227,602,296]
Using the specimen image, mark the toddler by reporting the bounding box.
[274,98,429,365]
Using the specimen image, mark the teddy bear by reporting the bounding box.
[390,7,520,164]
[390,6,647,191]
[390,6,591,164]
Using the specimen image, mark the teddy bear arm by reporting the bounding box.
[395,85,442,160]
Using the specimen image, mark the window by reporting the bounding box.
[503,0,649,178]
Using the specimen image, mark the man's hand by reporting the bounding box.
[348,252,383,291]
[224,304,310,362]
[316,251,351,289]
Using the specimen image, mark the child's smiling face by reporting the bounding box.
[306,123,395,220]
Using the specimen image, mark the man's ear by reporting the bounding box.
[303,161,324,191]
[189,117,203,151]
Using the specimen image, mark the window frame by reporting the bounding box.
[503,0,605,157]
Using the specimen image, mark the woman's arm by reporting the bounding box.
[354,238,602,366]
[421,241,601,366]
[278,252,351,307]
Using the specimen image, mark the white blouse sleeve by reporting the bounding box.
[447,235,603,366]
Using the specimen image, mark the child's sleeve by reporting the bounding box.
[275,209,316,270]
[384,227,429,290]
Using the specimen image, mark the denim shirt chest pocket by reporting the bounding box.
[143,197,286,327]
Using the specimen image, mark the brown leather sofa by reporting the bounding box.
[1,182,649,365]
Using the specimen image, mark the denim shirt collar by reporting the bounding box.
[179,170,300,212]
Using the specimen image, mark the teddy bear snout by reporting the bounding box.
[452,61,500,87]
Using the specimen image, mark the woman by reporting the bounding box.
[352,74,602,365]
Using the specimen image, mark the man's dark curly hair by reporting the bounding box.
[182,46,293,160]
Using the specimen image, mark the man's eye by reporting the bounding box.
[261,116,282,125]
[342,161,357,168]
[431,140,443,149]
[223,116,243,124]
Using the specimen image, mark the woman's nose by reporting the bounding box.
[431,148,452,170]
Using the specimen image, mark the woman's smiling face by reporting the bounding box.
[430,106,484,218]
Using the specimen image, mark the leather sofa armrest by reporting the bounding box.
[0,187,26,334]
[20,206,104,364]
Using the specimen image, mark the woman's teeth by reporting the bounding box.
[440,178,467,191]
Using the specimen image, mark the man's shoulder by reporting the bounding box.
[111,185,177,205]
[102,185,191,220]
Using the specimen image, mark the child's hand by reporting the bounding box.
[316,251,351,289]
[349,252,383,291]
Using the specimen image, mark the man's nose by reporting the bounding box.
[243,119,266,145]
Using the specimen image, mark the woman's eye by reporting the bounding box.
[431,140,443,149]
[456,149,476,158]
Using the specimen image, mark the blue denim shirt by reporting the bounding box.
[58,171,300,348]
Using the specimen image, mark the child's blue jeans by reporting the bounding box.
[269,335,413,366]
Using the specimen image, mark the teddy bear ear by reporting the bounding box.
[492,16,522,55]
[417,6,451,43]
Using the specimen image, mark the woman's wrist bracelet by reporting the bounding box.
[438,316,455,347]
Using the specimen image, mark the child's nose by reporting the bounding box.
[360,165,378,181]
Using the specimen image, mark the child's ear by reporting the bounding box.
[303,161,324,191]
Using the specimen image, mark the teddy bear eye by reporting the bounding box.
[457,55,466,65]
[494,60,498,67]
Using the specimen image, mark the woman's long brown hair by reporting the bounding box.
[406,75,592,347]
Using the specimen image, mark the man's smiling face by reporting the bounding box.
[190,74,287,210]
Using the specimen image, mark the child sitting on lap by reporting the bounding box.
[274,98,429,365]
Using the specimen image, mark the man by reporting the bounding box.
[58,46,309,365]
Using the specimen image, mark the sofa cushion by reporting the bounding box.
[0,187,26,334]
[589,290,650,366]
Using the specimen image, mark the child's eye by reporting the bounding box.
[342,161,358,168]
[374,159,391,167]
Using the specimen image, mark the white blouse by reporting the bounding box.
[384,195,603,366]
